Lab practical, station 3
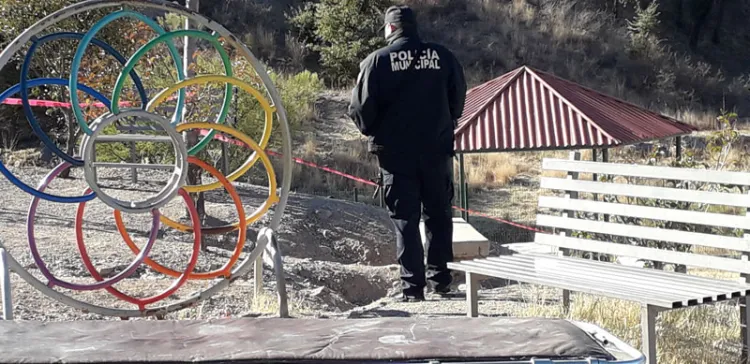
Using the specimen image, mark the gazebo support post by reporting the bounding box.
[602,148,610,222]
[458,153,469,222]
[592,148,599,220]
[675,136,682,162]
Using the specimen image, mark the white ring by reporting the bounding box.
[80,109,188,214]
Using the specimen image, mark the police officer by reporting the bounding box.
[348,5,466,302]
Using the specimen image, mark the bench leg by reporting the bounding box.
[741,297,750,363]
[466,272,480,317]
[641,304,659,364]
[562,289,570,314]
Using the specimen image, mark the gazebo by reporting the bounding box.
[453,65,698,221]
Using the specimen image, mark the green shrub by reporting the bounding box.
[276,70,325,125]
[288,0,391,84]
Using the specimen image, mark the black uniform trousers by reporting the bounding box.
[378,151,454,296]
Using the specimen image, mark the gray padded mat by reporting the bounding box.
[0,317,615,363]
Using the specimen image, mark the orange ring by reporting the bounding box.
[116,156,247,279]
[105,188,202,310]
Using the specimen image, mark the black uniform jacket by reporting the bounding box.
[348,30,466,157]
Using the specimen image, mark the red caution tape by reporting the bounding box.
[199,130,379,187]
[451,206,544,233]
[199,129,542,233]
[2,92,192,109]
[4,93,543,233]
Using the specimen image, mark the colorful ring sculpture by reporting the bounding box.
[0,0,292,318]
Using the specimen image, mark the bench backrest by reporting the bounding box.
[535,153,750,278]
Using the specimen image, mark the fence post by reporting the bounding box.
[379,171,385,208]
[354,188,359,203]
[741,188,750,363]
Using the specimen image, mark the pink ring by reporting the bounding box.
[26,162,159,291]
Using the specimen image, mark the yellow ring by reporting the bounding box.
[147,75,275,193]
[170,123,279,228]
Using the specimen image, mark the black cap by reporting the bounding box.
[380,5,417,31]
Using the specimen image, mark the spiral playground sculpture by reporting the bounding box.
[0,0,292,318]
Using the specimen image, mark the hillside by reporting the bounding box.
[198,0,750,126]
[0,2,749,363]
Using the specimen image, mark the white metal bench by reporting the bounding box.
[448,153,750,364]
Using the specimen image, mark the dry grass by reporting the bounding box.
[249,290,316,317]
[511,281,742,364]
[461,153,533,191]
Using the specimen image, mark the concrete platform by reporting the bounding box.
[420,217,491,260]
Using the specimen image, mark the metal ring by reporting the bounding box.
[119,156,246,279]
[0,0,293,318]
[69,9,185,134]
[26,162,158,290]
[20,32,148,166]
[175,122,279,226]
[0,78,109,203]
[81,188,201,310]
[80,110,188,214]
[147,75,275,194]
[111,29,233,156]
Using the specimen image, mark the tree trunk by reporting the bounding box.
[689,0,713,49]
[60,111,76,179]
[711,0,725,44]
[184,0,207,251]
[675,0,684,29]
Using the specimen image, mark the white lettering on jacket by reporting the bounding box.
[390,48,441,72]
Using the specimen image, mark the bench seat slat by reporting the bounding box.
[536,214,750,252]
[449,260,681,308]
[543,158,750,187]
[450,255,750,308]
[464,260,698,307]
[519,252,750,293]
[463,258,714,306]
[540,177,750,208]
[490,255,738,302]
[538,196,750,231]
[534,233,750,274]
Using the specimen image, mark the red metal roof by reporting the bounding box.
[454,66,697,153]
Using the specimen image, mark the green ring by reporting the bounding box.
[70,10,186,135]
[111,29,233,156]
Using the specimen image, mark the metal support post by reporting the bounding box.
[265,232,289,318]
[254,228,289,318]
[1,248,13,320]
[458,153,467,221]
[379,172,385,208]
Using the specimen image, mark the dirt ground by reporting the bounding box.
[0,91,559,321]
[0,162,553,321]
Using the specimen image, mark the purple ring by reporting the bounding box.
[26,162,160,291]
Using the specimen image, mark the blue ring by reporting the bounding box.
[20,32,148,167]
[69,10,186,135]
[0,78,106,203]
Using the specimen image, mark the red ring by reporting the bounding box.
[76,188,202,310]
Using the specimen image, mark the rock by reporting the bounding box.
[300,286,355,312]
[316,209,333,220]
